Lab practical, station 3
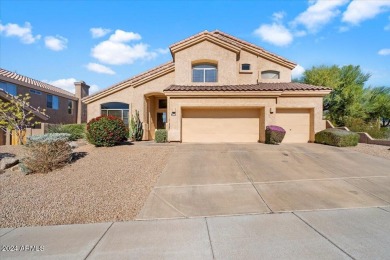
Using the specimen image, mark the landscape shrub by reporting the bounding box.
[48,123,86,141]
[315,128,359,147]
[344,117,390,140]
[87,115,128,147]
[23,133,72,174]
[265,125,286,144]
[155,129,168,143]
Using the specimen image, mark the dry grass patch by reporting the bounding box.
[0,142,174,228]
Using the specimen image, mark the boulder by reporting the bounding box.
[0,157,19,170]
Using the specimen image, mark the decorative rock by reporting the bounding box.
[0,157,19,170]
[69,141,78,149]
[11,164,20,172]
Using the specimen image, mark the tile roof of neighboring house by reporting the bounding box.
[0,68,76,98]
[0,89,49,121]
[83,61,175,103]
[164,83,332,92]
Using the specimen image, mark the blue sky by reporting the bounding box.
[1,0,389,94]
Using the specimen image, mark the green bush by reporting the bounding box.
[87,115,128,147]
[155,129,168,143]
[48,124,86,141]
[23,133,72,174]
[265,125,286,144]
[345,117,390,140]
[315,128,359,147]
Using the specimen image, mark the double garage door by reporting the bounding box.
[181,107,311,143]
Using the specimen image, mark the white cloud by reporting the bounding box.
[44,78,77,93]
[90,27,111,38]
[109,30,141,42]
[272,11,286,22]
[91,30,157,65]
[378,48,390,55]
[292,64,305,79]
[254,23,293,46]
[44,35,68,51]
[86,62,116,75]
[342,0,390,25]
[0,22,41,44]
[293,0,349,32]
[156,48,169,54]
[89,84,100,94]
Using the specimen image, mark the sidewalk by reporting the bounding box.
[1,207,389,259]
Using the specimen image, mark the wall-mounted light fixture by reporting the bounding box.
[270,108,274,114]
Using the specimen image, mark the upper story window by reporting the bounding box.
[261,70,280,79]
[158,99,167,109]
[47,94,59,110]
[68,100,73,114]
[30,89,42,95]
[0,81,17,96]
[192,63,217,83]
[241,64,251,71]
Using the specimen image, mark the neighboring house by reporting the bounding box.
[0,68,90,124]
[0,88,49,145]
[83,30,332,143]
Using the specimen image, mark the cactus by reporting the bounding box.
[130,110,143,141]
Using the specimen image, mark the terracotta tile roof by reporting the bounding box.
[169,30,296,68]
[164,83,331,92]
[83,61,174,102]
[0,68,75,98]
[212,31,296,67]
[0,89,49,120]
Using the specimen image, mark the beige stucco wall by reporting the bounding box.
[174,40,238,85]
[168,97,276,142]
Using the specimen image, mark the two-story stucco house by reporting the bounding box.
[0,68,90,125]
[83,30,331,143]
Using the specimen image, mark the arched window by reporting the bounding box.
[101,102,130,125]
[261,70,280,79]
[192,63,218,82]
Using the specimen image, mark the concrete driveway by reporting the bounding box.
[137,143,390,219]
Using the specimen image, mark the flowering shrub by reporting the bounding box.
[265,125,286,144]
[23,133,72,174]
[315,128,359,147]
[87,115,128,147]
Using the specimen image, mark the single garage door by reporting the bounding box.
[275,108,311,143]
[182,108,260,143]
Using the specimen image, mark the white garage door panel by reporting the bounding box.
[182,108,260,143]
[275,109,310,143]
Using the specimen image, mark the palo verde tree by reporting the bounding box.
[362,86,390,127]
[302,65,370,126]
[0,93,44,145]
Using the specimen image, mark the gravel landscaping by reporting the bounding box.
[0,142,175,228]
[342,143,390,160]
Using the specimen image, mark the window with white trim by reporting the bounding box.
[192,64,217,82]
[261,70,280,79]
[101,102,130,126]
